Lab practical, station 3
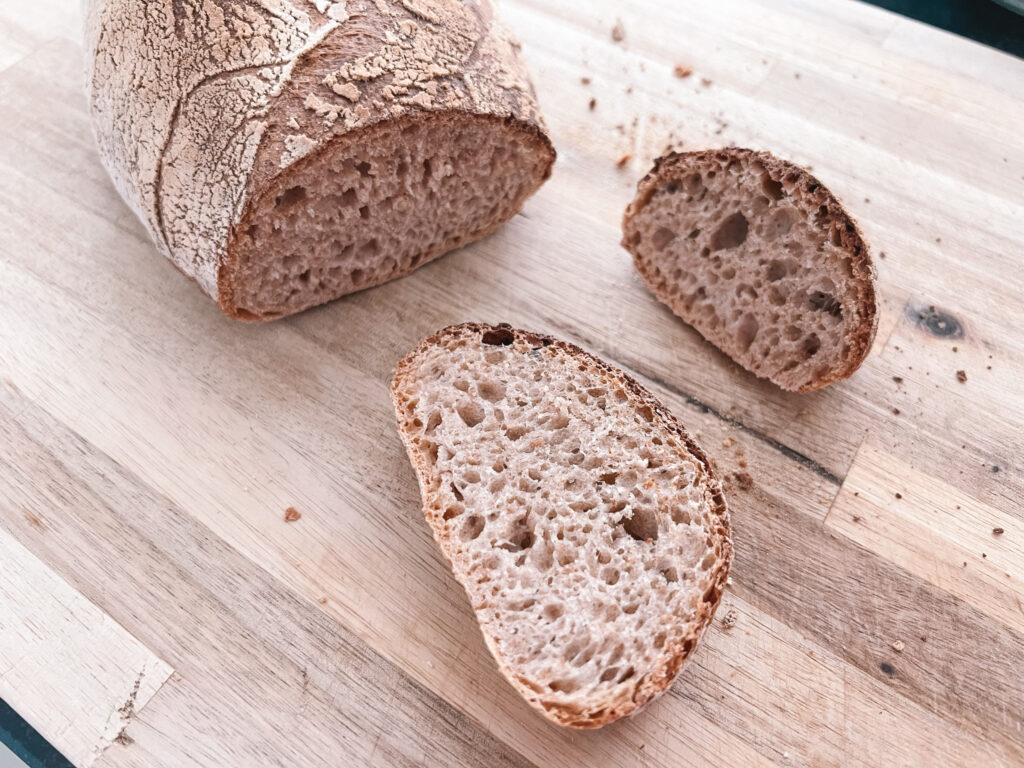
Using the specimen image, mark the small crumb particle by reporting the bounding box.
[733,472,754,491]
[864,197,871,203]
[616,153,632,168]
[982,553,987,558]
[854,491,859,497]
[952,346,958,352]
[611,19,625,42]
[963,561,968,567]
[993,528,1004,536]
[892,376,903,384]
[852,515,862,523]
[738,459,747,468]
[892,408,900,415]
[879,251,887,258]
[726,576,734,587]
[588,97,597,111]
[987,365,992,370]
[895,492,902,499]
[318,596,328,604]
[722,609,738,629]
[992,465,1000,473]
[794,72,801,79]
[891,640,905,652]
[722,437,736,448]
[674,64,693,78]
[701,77,714,87]
[956,370,967,383]
[581,76,591,85]
[935,237,942,243]
[285,506,302,522]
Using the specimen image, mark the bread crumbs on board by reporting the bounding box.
[616,153,632,168]
[674,64,693,78]
[722,609,738,629]
[611,19,625,42]
[284,506,302,522]
[956,369,967,383]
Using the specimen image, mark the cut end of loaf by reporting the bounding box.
[623,149,878,392]
[220,114,554,320]
[391,324,731,728]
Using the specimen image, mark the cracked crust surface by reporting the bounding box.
[84,0,552,317]
[623,149,878,392]
[391,323,732,728]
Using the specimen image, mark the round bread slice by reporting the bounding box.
[391,323,732,728]
[622,149,878,392]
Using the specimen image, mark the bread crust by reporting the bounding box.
[391,323,732,728]
[623,148,878,392]
[84,0,553,319]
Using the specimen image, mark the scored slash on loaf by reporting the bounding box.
[84,0,554,320]
[391,324,732,728]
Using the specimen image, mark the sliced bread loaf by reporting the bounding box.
[84,0,554,321]
[622,149,878,392]
[391,323,731,728]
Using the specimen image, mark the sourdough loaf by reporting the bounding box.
[623,149,877,392]
[84,0,554,320]
[391,323,732,728]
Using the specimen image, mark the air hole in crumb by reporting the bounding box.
[662,567,679,582]
[543,603,564,621]
[710,212,749,251]
[600,667,620,683]
[359,205,370,220]
[762,174,784,200]
[701,552,717,570]
[505,425,529,440]
[482,328,515,346]
[602,567,620,585]
[356,161,372,176]
[460,515,484,541]
[618,666,636,683]
[651,227,677,250]
[477,380,505,402]
[736,314,759,350]
[622,508,658,542]
[443,504,463,520]
[275,185,306,208]
[549,679,579,694]
[803,334,821,358]
[457,402,485,427]
[654,632,666,649]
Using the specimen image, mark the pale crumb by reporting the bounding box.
[611,19,625,42]
[673,64,693,78]
[700,77,713,87]
[891,640,905,652]
[721,436,736,449]
[318,596,328,604]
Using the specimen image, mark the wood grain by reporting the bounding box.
[1,0,1022,766]
[0,527,172,767]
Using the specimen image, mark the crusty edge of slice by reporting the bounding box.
[390,322,733,728]
[622,148,879,393]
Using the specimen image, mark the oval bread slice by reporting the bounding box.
[391,323,732,728]
[622,149,878,392]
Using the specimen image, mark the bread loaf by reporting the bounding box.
[84,0,554,320]
[623,149,877,392]
[391,323,732,728]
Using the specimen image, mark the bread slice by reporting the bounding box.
[391,323,731,728]
[85,0,554,321]
[622,149,878,392]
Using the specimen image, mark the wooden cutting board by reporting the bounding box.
[1,1,1022,766]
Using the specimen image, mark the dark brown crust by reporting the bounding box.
[219,112,555,320]
[622,148,878,393]
[390,323,733,729]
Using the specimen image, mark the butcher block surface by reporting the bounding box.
[1,0,1022,766]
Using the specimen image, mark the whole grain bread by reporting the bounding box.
[622,149,878,392]
[391,323,732,728]
[84,0,554,321]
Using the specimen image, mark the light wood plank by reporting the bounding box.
[0,527,172,767]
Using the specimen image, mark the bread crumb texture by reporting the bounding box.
[84,0,550,313]
[391,324,731,728]
[623,149,877,392]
